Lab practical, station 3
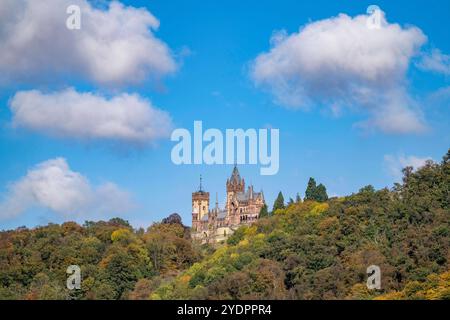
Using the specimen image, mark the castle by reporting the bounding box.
[191,166,265,243]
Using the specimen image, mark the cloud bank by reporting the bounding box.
[9,88,173,144]
[0,0,176,85]
[0,158,133,220]
[251,11,428,134]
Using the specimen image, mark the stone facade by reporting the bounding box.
[191,166,265,243]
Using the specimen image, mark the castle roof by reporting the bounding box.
[229,165,242,184]
[210,206,227,220]
[236,188,263,202]
[217,210,227,220]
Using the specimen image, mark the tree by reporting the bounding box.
[443,149,449,164]
[272,192,285,212]
[288,198,294,206]
[144,222,199,273]
[259,204,269,218]
[129,278,161,300]
[101,248,146,299]
[305,177,328,202]
[162,213,183,225]
[296,193,302,203]
[108,218,132,228]
[305,178,317,201]
[111,228,133,243]
[316,184,328,202]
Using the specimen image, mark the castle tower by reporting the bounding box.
[226,165,245,194]
[226,166,245,224]
[192,175,209,232]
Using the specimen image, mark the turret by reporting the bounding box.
[192,175,209,232]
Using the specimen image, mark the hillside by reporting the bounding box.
[0,150,449,300]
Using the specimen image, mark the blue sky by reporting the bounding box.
[0,0,449,230]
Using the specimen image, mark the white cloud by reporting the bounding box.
[384,154,433,181]
[418,49,450,75]
[251,11,427,134]
[0,158,133,220]
[9,88,173,144]
[0,0,176,85]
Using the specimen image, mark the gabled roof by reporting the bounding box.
[235,188,263,202]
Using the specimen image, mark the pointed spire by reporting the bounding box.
[230,165,241,184]
[199,174,203,192]
[215,192,219,209]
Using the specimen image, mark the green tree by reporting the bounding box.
[305,177,328,202]
[316,184,328,202]
[295,193,302,203]
[108,218,132,228]
[102,248,145,299]
[305,177,317,201]
[272,192,285,212]
[259,204,269,218]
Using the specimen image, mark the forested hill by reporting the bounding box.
[0,150,449,300]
